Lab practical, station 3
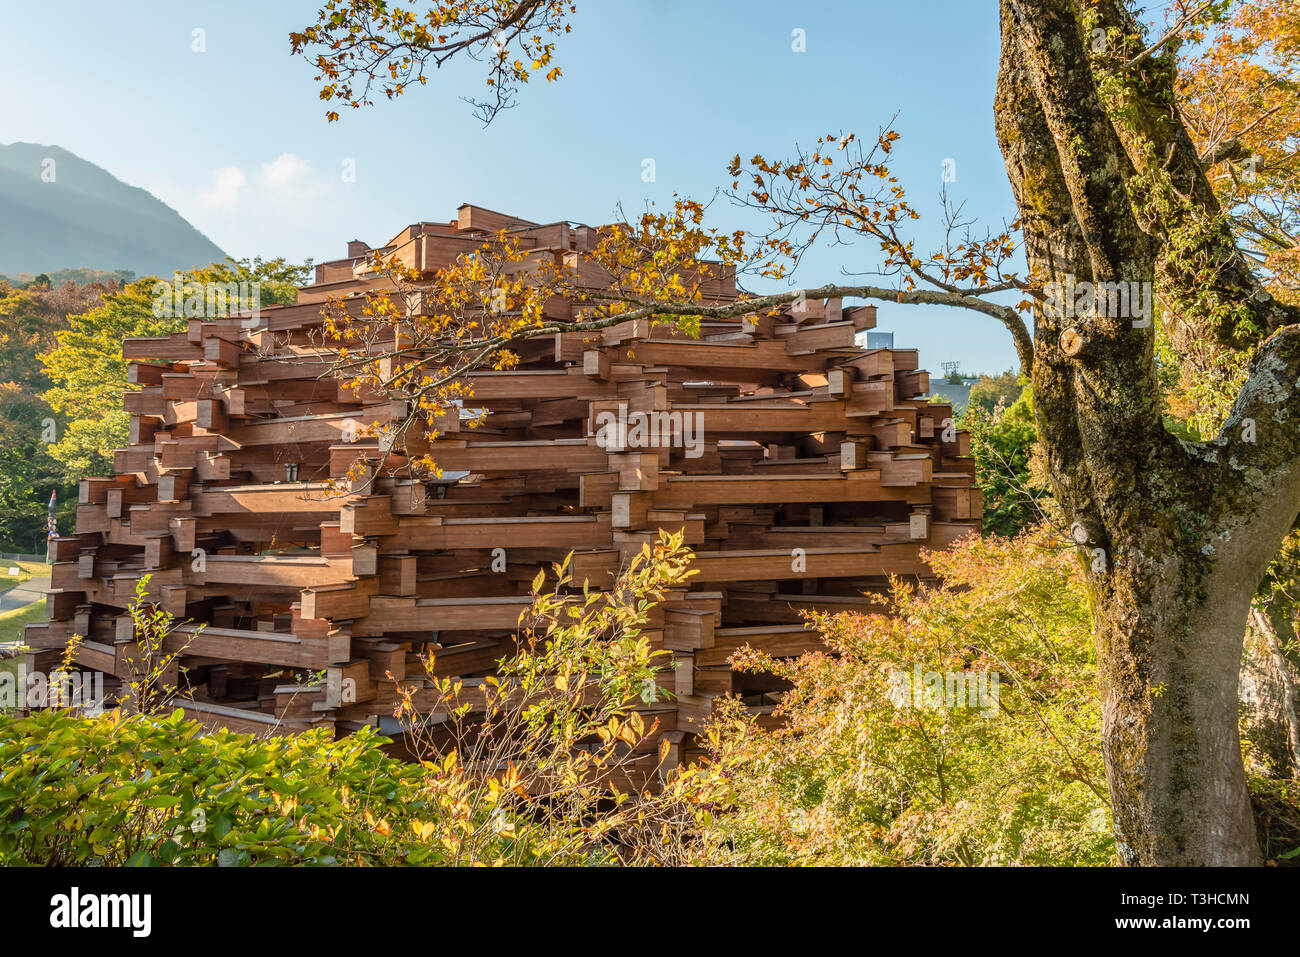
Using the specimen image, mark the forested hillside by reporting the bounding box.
[0,259,309,551]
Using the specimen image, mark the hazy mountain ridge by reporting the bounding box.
[0,142,226,277]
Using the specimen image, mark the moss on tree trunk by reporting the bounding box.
[995,0,1300,865]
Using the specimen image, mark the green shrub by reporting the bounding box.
[0,532,723,867]
[698,528,1114,866]
[0,708,420,866]
[959,386,1043,536]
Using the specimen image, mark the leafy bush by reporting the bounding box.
[391,529,726,865]
[959,386,1044,536]
[0,531,725,866]
[697,528,1114,866]
[0,709,419,866]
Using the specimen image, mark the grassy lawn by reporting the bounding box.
[1,599,46,704]
[0,560,50,586]
[0,597,47,647]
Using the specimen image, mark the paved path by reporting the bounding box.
[0,577,49,614]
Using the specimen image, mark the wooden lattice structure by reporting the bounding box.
[26,204,980,770]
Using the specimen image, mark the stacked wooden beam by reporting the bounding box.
[26,204,981,771]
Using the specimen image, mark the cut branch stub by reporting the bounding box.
[1059,326,1086,358]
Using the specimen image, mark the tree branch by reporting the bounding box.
[1111,0,1216,74]
[588,284,1035,374]
[1200,137,1250,171]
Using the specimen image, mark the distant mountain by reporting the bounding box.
[0,143,227,278]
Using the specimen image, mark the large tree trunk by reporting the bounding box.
[1097,545,1261,865]
[994,0,1300,865]
[1242,600,1300,779]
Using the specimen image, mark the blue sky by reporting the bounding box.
[1,0,1022,374]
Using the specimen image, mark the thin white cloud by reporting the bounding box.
[258,152,310,188]
[194,154,324,218]
[199,166,246,209]
[179,153,359,260]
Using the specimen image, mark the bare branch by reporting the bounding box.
[1111,0,1216,74]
